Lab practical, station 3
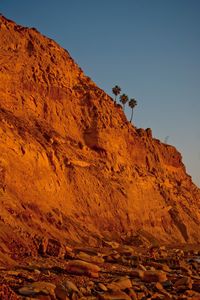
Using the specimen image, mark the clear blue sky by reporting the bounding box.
[1,0,200,187]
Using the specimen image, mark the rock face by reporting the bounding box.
[0,16,200,260]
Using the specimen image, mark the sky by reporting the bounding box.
[1,0,200,187]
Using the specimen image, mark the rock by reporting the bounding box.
[0,284,19,300]
[193,280,200,293]
[98,291,131,300]
[150,292,166,299]
[55,284,70,300]
[18,281,56,297]
[107,277,132,291]
[174,249,184,258]
[2,241,200,300]
[66,260,100,277]
[185,290,200,299]
[103,241,120,249]
[162,280,172,289]
[128,255,140,267]
[38,238,64,257]
[140,270,167,283]
[147,261,171,272]
[55,281,81,299]
[126,288,137,300]
[63,280,81,294]
[43,269,51,276]
[135,292,146,299]
[79,287,87,295]
[179,260,192,274]
[117,246,135,256]
[105,253,121,263]
[89,282,96,289]
[98,283,108,292]
[155,282,164,291]
[46,238,64,257]
[154,283,173,299]
[6,270,21,276]
[159,246,166,251]
[65,245,73,252]
[174,276,193,289]
[131,281,143,289]
[138,264,147,271]
[65,246,75,259]
[33,268,41,274]
[71,293,79,300]
[131,269,144,278]
[74,247,100,256]
[77,251,104,264]
[38,238,48,256]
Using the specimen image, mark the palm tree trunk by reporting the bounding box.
[130,108,133,123]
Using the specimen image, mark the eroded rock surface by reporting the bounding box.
[0,15,199,265]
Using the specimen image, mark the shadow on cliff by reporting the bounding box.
[82,92,107,155]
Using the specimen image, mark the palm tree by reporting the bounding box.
[129,98,137,123]
[120,94,129,111]
[112,85,121,102]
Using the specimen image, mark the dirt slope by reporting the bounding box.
[0,16,199,261]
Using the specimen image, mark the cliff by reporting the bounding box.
[0,16,199,262]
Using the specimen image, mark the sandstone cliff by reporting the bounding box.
[0,16,199,262]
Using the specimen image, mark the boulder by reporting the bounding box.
[131,269,144,278]
[55,285,70,300]
[46,238,64,257]
[18,281,56,297]
[107,277,132,291]
[39,238,64,257]
[140,270,167,283]
[77,251,104,264]
[146,261,171,272]
[66,260,100,278]
[174,276,193,290]
[55,280,81,299]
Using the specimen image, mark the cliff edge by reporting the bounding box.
[0,16,200,262]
